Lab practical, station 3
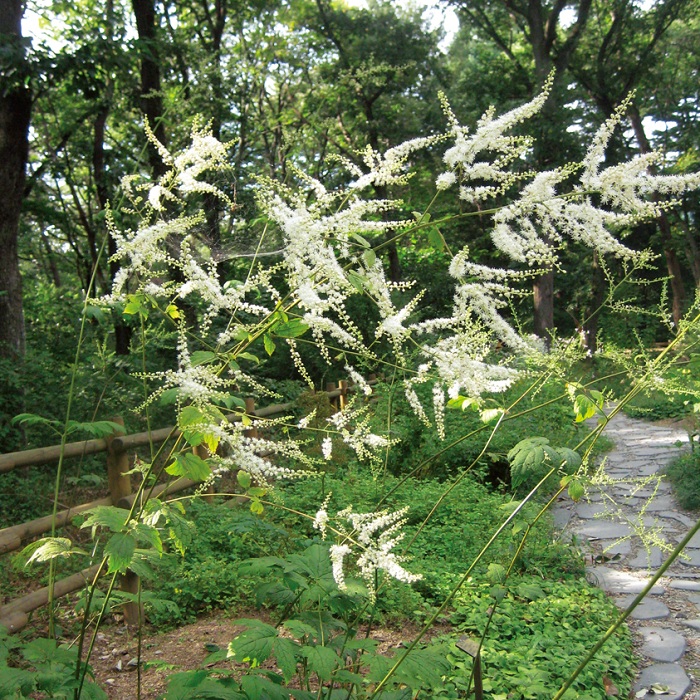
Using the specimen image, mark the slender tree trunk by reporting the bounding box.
[0,0,31,358]
[628,103,686,326]
[132,0,167,176]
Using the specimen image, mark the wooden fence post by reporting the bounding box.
[194,444,215,503]
[339,380,348,411]
[106,417,141,627]
[244,398,259,439]
[326,382,338,412]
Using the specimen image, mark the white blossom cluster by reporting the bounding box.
[314,505,422,601]
[106,86,700,545]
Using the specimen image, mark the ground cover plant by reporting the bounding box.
[4,76,700,700]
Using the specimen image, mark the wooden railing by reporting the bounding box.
[0,381,356,633]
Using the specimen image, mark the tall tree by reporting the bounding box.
[0,0,31,357]
[450,0,593,341]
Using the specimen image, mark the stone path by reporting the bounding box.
[552,410,700,699]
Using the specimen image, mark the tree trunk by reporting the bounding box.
[628,103,686,327]
[132,0,167,176]
[0,0,31,358]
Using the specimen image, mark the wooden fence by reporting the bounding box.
[0,381,356,633]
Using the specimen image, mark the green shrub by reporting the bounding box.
[666,449,700,511]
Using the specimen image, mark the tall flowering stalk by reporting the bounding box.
[105,85,700,591]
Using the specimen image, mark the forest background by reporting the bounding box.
[2,0,700,698]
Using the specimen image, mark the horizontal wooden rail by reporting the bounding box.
[0,438,108,473]
[0,563,104,633]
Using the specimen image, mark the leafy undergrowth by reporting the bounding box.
[666,449,700,511]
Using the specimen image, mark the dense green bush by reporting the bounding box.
[666,449,700,511]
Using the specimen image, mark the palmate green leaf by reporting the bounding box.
[573,394,598,422]
[508,437,557,488]
[567,479,585,502]
[240,674,289,700]
[558,447,582,470]
[132,522,163,553]
[104,532,136,573]
[228,620,278,665]
[166,453,211,481]
[300,645,338,682]
[81,506,129,535]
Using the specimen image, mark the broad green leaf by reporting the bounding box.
[237,471,252,489]
[190,350,218,366]
[250,500,264,515]
[22,537,84,566]
[558,447,582,470]
[272,637,298,682]
[104,533,136,573]
[179,406,207,427]
[81,506,129,534]
[274,320,310,338]
[132,523,163,553]
[166,453,211,481]
[301,645,338,682]
[283,620,317,641]
[263,334,276,356]
[159,388,180,406]
[165,304,181,319]
[228,622,277,664]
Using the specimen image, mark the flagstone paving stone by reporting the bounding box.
[561,410,698,697]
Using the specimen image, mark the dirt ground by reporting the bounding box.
[83,611,428,699]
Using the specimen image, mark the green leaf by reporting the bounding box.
[11,413,58,429]
[237,352,260,364]
[574,394,597,422]
[273,638,298,682]
[81,506,129,534]
[516,582,546,601]
[558,447,582,470]
[346,270,366,292]
[190,351,218,366]
[179,406,206,427]
[362,248,376,268]
[568,479,585,502]
[263,334,276,356]
[132,523,163,553]
[237,471,252,489]
[508,437,555,488]
[166,453,211,481]
[274,320,310,338]
[65,420,126,438]
[21,537,84,566]
[487,563,506,584]
[350,232,371,248]
[283,620,317,641]
[428,227,445,251]
[250,500,264,515]
[301,645,338,682]
[104,533,136,573]
[480,407,504,423]
[159,388,180,406]
[228,621,278,664]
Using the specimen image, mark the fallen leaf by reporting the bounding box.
[603,675,619,696]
